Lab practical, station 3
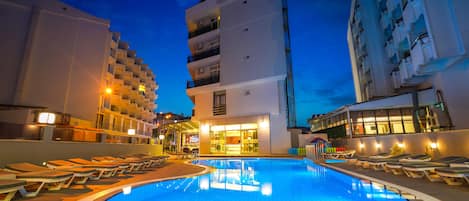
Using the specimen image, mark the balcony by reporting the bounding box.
[187,74,220,88]
[187,47,220,63]
[189,21,219,38]
[411,33,434,69]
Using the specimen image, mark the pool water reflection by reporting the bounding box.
[108,159,406,201]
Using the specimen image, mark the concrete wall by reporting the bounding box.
[343,129,469,159]
[0,140,162,167]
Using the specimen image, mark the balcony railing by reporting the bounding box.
[187,47,220,63]
[189,21,219,38]
[213,104,226,116]
[187,74,220,89]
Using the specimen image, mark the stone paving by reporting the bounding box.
[14,160,206,201]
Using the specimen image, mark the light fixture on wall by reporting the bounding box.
[105,87,113,94]
[397,142,405,148]
[375,142,382,149]
[259,119,269,128]
[359,143,365,149]
[430,142,438,149]
[201,124,210,134]
[127,129,136,135]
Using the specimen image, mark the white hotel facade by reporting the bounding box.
[310,0,469,137]
[185,0,296,155]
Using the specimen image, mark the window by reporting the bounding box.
[213,90,226,116]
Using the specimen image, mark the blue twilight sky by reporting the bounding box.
[63,0,354,126]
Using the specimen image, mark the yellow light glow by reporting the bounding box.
[127,129,136,135]
[359,143,365,148]
[200,124,210,134]
[158,134,165,140]
[38,112,56,124]
[138,84,145,92]
[397,143,405,148]
[430,142,438,149]
[259,120,269,128]
[375,143,381,149]
[105,87,113,94]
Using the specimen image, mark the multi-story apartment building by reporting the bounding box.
[99,32,158,140]
[311,0,469,137]
[0,0,157,143]
[185,0,296,155]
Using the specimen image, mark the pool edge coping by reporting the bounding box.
[77,162,211,201]
[313,159,441,201]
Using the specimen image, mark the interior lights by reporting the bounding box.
[37,112,56,124]
[127,129,136,135]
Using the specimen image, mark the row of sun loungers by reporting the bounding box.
[0,154,168,201]
[348,153,469,187]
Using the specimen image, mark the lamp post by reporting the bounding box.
[159,134,165,154]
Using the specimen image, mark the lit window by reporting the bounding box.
[38,112,56,124]
[138,85,145,92]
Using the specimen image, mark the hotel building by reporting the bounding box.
[310,0,469,136]
[100,32,158,141]
[0,0,157,144]
[185,0,296,155]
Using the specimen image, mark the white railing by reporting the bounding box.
[411,35,434,71]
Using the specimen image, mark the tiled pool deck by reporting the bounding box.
[10,157,469,201]
[14,160,206,201]
[326,162,469,201]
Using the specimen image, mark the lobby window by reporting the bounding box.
[213,90,226,116]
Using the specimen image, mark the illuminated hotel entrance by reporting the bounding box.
[210,124,259,154]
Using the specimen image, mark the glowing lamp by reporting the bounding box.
[201,124,210,134]
[430,142,438,149]
[38,112,56,124]
[105,87,113,94]
[138,84,145,92]
[375,143,381,149]
[397,143,405,148]
[359,143,365,149]
[158,134,165,140]
[127,129,136,135]
[259,120,269,128]
[261,183,272,196]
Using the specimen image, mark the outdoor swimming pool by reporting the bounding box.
[108,158,408,201]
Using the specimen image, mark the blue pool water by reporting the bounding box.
[108,158,406,201]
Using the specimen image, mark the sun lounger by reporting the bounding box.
[435,167,469,185]
[5,163,95,188]
[1,169,72,198]
[47,160,119,180]
[401,156,468,182]
[122,154,168,167]
[0,179,26,201]
[67,158,130,175]
[383,154,431,174]
[366,154,412,171]
[355,153,393,168]
[92,156,144,172]
[322,150,356,159]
